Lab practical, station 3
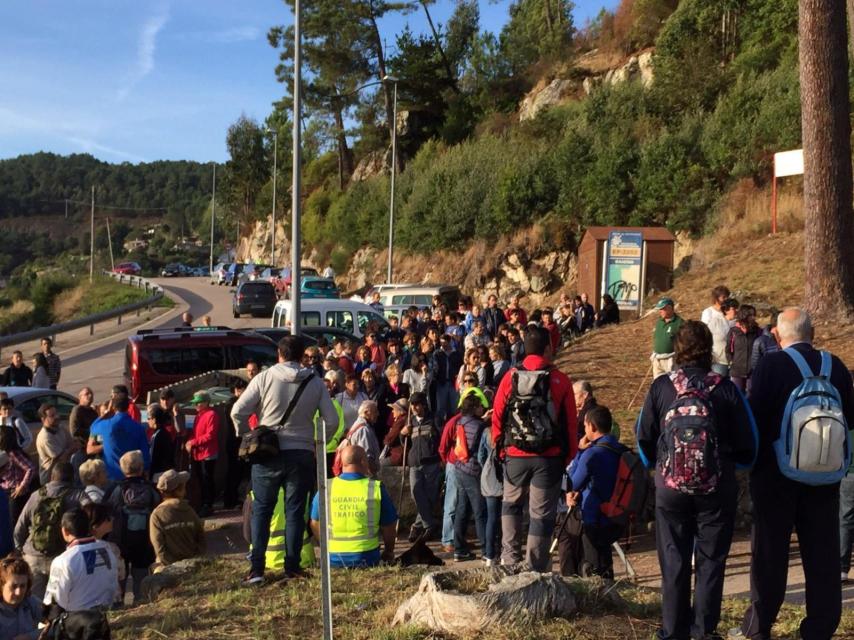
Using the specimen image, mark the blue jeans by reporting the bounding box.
[434,382,457,425]
[841,474,854,573]
[250,449,315,575]
[442,465,457,547]
[484,496,502,560]
[454,470,487,555]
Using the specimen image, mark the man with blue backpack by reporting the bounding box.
[637,320,757,640]
[729,308,854,640]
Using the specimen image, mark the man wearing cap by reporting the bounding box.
[184,392,220,517]
[400,392,441,541]
[150,469,206,568]
[651,297,685,378]
[231,336,339,586]
[310,445,398,568]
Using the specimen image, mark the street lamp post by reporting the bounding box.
[385,76,398,285]
[269,129,278,265]
[209,163,216,275]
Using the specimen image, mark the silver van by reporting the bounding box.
[271,298,389,339]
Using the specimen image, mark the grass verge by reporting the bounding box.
[108,559,854,640]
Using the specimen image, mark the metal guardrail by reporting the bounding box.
[0,271,165,348]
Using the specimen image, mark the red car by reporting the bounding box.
[113,262,142,276]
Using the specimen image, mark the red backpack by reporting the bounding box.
[595,442,649,528]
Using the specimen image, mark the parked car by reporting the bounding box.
[300,276,340,299]
[250,325,358,347]
[160,263,184,277]
[124,326,279,402]
[113,262,142,276]
[233,280,278,318]
[190,266,207,277]
[272,299,389,339]
[0,387,78,455]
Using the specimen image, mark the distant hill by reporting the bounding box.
[0,152,219,220]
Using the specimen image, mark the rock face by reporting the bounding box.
[519,78,576,121]
[392,566,578,635]
[583,49,655,95]
[350,150,387,183]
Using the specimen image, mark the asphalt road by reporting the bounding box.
[58,277,270,403]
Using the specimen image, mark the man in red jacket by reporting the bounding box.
[492,326,577,572]
[185,391,220,517]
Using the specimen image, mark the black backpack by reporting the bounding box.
[502,367,557,453]
[118,480,155,545]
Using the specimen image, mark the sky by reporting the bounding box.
[0,1,616,165]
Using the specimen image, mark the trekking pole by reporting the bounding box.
[394,401,413,537]
[626,363,653,412]
[549,506,573,555]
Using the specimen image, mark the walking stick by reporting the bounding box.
[395,401,413,537]
[550,506,573,554]
[626,363,653,412]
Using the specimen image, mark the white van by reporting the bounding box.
[365,283,462,319]
[271,298,389,339]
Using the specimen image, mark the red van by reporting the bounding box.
[124,326,279,403]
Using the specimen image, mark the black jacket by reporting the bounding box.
[1,365,32,387]
[483,306,505,338]
[726,325,761,378]
[748,343,854,474]
[637,365,757,489]
[407,413,440,466]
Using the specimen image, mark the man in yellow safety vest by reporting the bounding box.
[309,444,398,568]
[245,489,315,571]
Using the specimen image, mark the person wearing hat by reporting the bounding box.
[184,392,220,518]
[380,398,409,467]
[399,392,441,541]
[651,297,685,378]
[149,469,206,569]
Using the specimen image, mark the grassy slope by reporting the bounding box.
[52,276,171,322]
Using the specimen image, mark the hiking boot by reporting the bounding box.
[454,551,476,562]
[408,524,424,543]
[284,568,310,580]
[483,557,495,567]
[241,572,265,587]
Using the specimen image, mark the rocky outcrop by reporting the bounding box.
[351,150,388,183]
[519,78,576,122]
[582,49,655,95]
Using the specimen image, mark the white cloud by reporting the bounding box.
[117,4,170,101]
[65,136,147,163]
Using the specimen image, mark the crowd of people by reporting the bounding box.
[0,286,851,640]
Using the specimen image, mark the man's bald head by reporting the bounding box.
[340,445,368,474]
[776,307,813,347]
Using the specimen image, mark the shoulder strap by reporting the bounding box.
[593,441,625,456]
[784,347,815,380]
[819,350,832,379]
[279,374,315,427]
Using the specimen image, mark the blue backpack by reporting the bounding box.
[774,348,851,485]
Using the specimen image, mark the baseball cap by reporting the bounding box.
[655,297,674,310]
[190,391,211,405]
[389,398,409,413]
[156,469,190,492]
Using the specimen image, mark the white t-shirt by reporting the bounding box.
[701,306,731,365]
[44,539,118,612]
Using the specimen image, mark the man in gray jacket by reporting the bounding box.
[231,336,338,585]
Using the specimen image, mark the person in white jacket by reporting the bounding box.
[700,285,733,376]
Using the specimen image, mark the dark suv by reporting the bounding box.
[124,326,279,403]
[233,281,277,318]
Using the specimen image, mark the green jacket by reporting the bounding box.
[653,314,685,355]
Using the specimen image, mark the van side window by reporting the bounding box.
[148,347,224,375]
[302,311,321,327]
[326,311,354,333]
[357,311,387,332]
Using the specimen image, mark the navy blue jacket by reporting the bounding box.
[748,343,854,474]
[568,433,622,526]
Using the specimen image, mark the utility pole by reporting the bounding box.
[272,130,278,265]
[386,79,398,284]
[293,2,330,638]
[89,186,95,282]
[105,217,115,272]
[210,164,216,274]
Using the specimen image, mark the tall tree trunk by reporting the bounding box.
[419,0,461,93]
[848,0,854,61]
[544,0,555,36]
[800,0,854,320]
[333,108,354,189]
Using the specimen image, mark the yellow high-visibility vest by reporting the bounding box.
[250,489,314,570]
[314,398,346,453]
[327,477,382,555]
